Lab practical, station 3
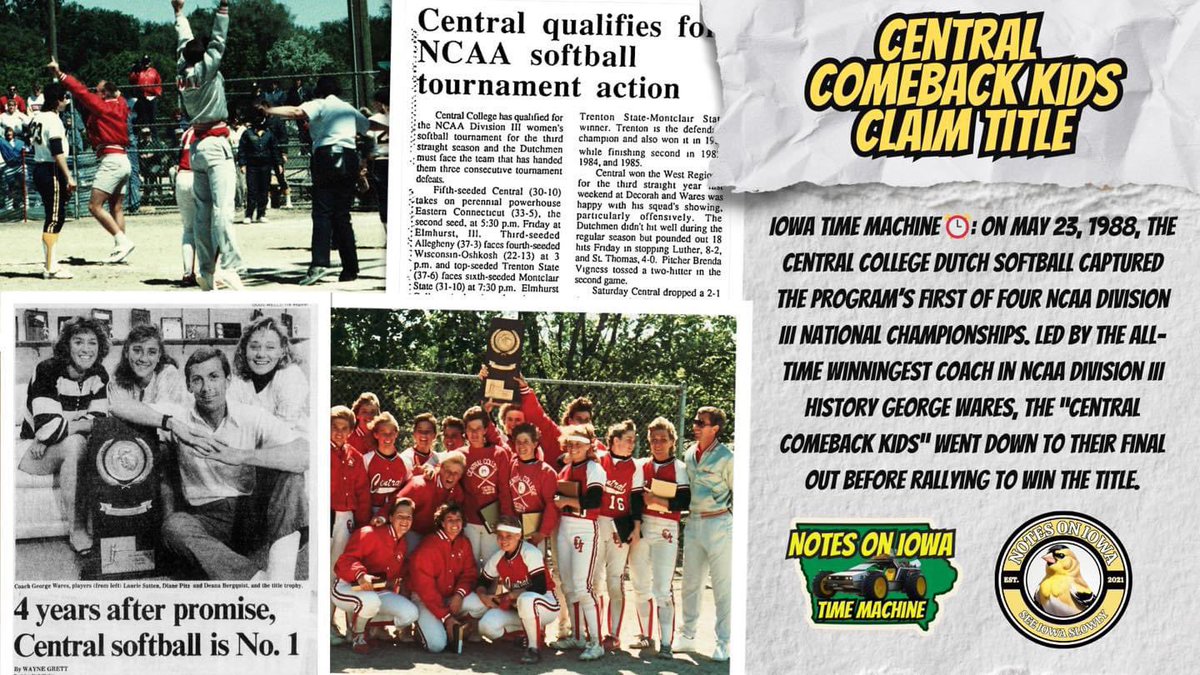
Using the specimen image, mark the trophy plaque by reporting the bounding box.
[479,500,501,533]
[646,478,679,513]
[482,318,524,403]
[81,417,163,579]
[521,512,543,536]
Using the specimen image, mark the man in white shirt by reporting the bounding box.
[260,76,371,285]
[0,98,30,138]
[158,347,308,580]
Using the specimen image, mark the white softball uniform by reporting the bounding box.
[412,592,487,653]
[477,541,560,644]
[331,580,418,634]
[465,522,501,571]
[631,514,680,645]
[593,453,644,640]
[555,458,606,643]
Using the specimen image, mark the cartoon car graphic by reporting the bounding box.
[812,557,927,601]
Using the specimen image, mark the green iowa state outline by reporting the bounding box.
[787,522,959,631]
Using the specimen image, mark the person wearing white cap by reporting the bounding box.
[473,515,561,664]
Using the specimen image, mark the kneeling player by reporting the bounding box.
[474,515,561,664]
[332,498,420,654]
[409,503,487,653]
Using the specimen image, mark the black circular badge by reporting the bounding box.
[994,511,1130,648]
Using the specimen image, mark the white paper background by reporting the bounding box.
[744,180,1200,671]
[700,0,1200,193]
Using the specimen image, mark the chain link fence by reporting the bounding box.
[1,70,385,222]
[332,366,692,457]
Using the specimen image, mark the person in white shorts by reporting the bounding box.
[50,62,136,263]
[474,515,561,664]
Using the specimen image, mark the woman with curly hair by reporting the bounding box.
[18,317,111,553]
[227,315,309,430]
[107,324,186,406]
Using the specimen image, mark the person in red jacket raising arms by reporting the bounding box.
[506,422,560,552]
[408,503,488,653]
[47,60,136,264]
[332,498,421,655]
[505,419,564,648]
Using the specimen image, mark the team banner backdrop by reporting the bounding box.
[699,0,1200,192]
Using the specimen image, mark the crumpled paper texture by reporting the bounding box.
[744,180,1200,672]
[700,0,1200,193]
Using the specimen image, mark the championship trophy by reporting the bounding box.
[80,417,163,579]
[482,318,524,403]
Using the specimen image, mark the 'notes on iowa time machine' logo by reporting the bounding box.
[786,522,958,631]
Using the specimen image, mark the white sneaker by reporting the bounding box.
[105,240,135,264]
[257,215,269,224]
[579,642,605,661]
[674,634,698,652]
[43,267,74,280]
[711,642,730,662]
[196,274,213,291]
[214,268,245,291]
[550,637,585,650]
[298,266,331,286]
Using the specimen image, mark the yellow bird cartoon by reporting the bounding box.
[1035,544,1094,617]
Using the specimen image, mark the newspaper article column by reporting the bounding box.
[400,0,740,300]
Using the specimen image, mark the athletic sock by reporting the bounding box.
[114,232,132,246]
[42,232,58,271]
[182,243,195,275]
[657,601,674,645]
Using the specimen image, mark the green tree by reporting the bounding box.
[265,34,335,77]
[313,19,352,72]
[186,0,294,83]
[57,3,140,72]
[331,310,737,440]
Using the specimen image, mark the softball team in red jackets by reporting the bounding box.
[331,499,419,654]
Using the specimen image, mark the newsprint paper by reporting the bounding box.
[6,0,1200,674]
[398,0,744,302]
[2,294,328,675]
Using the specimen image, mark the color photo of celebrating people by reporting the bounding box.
[330,308,735,673]
[0,0,390,290]
[9,301,315,582]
